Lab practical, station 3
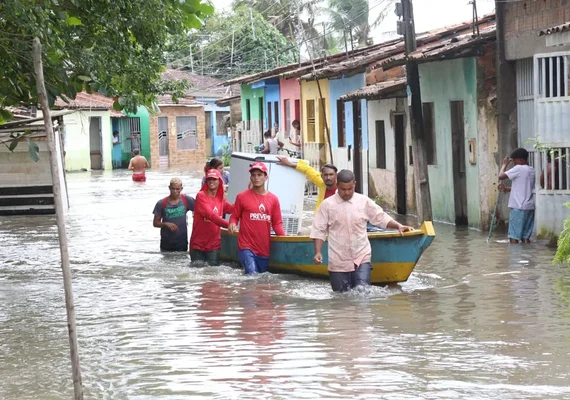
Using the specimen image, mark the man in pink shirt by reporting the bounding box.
[229,162,286,274]
[310,169,414,292]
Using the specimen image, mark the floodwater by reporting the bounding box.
[1,169,570,400]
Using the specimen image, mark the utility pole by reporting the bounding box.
[189,46,194,73]
[230,29,235,67]
[250,9,256,40]
[396,0,433,222]
[32,37,84,400]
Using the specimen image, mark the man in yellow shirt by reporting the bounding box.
[276,156,337,211]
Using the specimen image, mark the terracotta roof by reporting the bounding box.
[156,95,205,107]
[54,92,125,117]
[162,69,239,97]
[379,18,496,70]
[539,22,570,36]
[220,39,402,86]
[300,14,496,80]
[339,78,407,101]
[215,94,241,106]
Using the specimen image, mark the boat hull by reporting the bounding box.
[220,222,435,285]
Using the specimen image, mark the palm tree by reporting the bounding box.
[327,0,395,48]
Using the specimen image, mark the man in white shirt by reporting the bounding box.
[498,147,535,244]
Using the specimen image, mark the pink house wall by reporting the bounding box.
[279,78,301,136]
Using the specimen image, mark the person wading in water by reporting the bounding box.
[128,149,150,182]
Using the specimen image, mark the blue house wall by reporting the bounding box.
[329,74,368,150]
[252,78,280,131]
[198,97,231,157]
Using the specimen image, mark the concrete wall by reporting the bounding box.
[149,105,206,168]
[0,139,52,186]
[504,0,570,60]
[420,58,482,227]
[63,110,112,171]
[328,74,367,148]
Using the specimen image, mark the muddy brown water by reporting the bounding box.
[1,169,570,399]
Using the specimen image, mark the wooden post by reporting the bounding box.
[402,0,432,222]
[32,37,84,400]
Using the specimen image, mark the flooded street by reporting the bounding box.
[2,169,570,399]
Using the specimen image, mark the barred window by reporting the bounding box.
[176,116,197,150]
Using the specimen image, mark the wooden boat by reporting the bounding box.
[220,221,435,285]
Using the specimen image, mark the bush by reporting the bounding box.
[554,203,570,264]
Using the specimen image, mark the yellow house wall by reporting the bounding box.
[300,79,331,145]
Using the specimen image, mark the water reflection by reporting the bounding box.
[1,170,570,399]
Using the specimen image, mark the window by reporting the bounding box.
[337,100,346,147]
[284,99,291,134]
[375,120,386,169]
[537,55,568,98]
[176,116,197,150]
[294,99,300,121]
[422,102,437,165]
[306,99,316,142]
[267,101,272,130]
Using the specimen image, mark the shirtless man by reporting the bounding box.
[128,149,150,182]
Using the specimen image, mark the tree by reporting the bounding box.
[165,7,297,80]
[327,0,394,47]
[0,0,214,123]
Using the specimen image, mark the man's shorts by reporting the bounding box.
[329,263,373,292]
[238,249,269,275]
[508,208,535,241]
[132,173,146,182]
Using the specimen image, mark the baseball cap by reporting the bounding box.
[205,168,222,180]
[249,162,268,174]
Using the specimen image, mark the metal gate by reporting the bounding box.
[158,116,169,167]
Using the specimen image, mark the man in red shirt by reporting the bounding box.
[190,169,234,265]
[228,162,286,274]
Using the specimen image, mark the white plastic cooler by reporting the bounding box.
[226,152,306,235]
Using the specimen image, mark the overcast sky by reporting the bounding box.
[213,0,496,43]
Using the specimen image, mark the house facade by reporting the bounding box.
[149,96,206,169]
[162,70,234,158]
[499,0,570,235]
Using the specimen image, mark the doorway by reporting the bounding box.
[352,100,363,193]
[89,116,102,170]
[394,114,407,215]
[450,100,468,225]
[258,96,264,143]
[158,116,169,168]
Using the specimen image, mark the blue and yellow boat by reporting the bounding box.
[220,222,435,285]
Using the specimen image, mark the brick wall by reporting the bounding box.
[505,0,570,38]
[149,106,206,169]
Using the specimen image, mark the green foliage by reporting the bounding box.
[373,195,386,206]
[0,0,213,117]
[165,7,296,79]
[554,203,570,264]
[219,143,232,167]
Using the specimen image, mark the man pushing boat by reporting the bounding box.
[228,162,286,274]
[276,156,338,211]
[310,169,414,292]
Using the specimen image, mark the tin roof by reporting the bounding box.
[54,92,126,118]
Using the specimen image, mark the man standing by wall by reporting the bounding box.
[228,162,286,274]
[310,170,414,292]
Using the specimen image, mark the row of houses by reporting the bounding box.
[52,70,238,172]
[223,1,570,236]
[223,15,499,231]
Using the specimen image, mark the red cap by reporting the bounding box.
[249,162,268,174]
[205,168,222,180]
